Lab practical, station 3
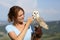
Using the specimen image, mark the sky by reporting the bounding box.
[0,0,60,21]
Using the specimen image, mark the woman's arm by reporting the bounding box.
[8,17,33,40]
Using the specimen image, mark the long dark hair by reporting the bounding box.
[8,6,24,22]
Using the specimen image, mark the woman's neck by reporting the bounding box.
[13,22,25,27]
[15,21,24,24]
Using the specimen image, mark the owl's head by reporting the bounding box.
[32,10,40,19]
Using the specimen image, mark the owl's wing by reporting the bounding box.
[36,17,48,30]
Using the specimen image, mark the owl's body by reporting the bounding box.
[31,10,48,40]
[32,10,48,30]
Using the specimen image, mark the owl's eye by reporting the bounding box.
[34,12,35,14]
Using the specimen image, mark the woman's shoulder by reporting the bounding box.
[5,24,14,33]
[5,24,20,35]
[5,24,13,28]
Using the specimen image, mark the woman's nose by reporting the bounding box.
[21,15,24,18]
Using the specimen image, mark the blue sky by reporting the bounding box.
[38,0,60,21]
[0,0,60,21]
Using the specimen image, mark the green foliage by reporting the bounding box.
[0,21,60,40]
[41,33,60,40]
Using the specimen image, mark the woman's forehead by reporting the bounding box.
[18,10,24,15]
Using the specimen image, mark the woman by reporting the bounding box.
[5,6,33,40]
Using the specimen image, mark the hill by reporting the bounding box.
[0,20,60,34]
[0,21,60,40]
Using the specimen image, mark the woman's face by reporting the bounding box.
[15,10,24,23]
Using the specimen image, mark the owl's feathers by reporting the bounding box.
[32,10,48,30]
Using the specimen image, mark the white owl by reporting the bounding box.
[32,10,48,30]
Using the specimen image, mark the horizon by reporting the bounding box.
[0,19,60,22]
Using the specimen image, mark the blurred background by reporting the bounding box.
[0,0,60,40]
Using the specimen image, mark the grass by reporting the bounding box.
[41,33,60,40]
[0,32,10,40]
[0,32,60,40]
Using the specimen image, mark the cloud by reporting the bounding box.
[0,0,18,8]
[38,8,60,15]
[0,0,12,8]
[43,9,60,14]
[16,0,38,14]
[0,0,38,13]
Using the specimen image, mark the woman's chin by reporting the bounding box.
[19,22,23,24]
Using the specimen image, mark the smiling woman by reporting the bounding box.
[5,6,33,40]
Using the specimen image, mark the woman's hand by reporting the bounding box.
[27,17,33,24]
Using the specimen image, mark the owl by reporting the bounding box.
[32,10,48,30]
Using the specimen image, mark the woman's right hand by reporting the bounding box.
[27,17,33,24]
